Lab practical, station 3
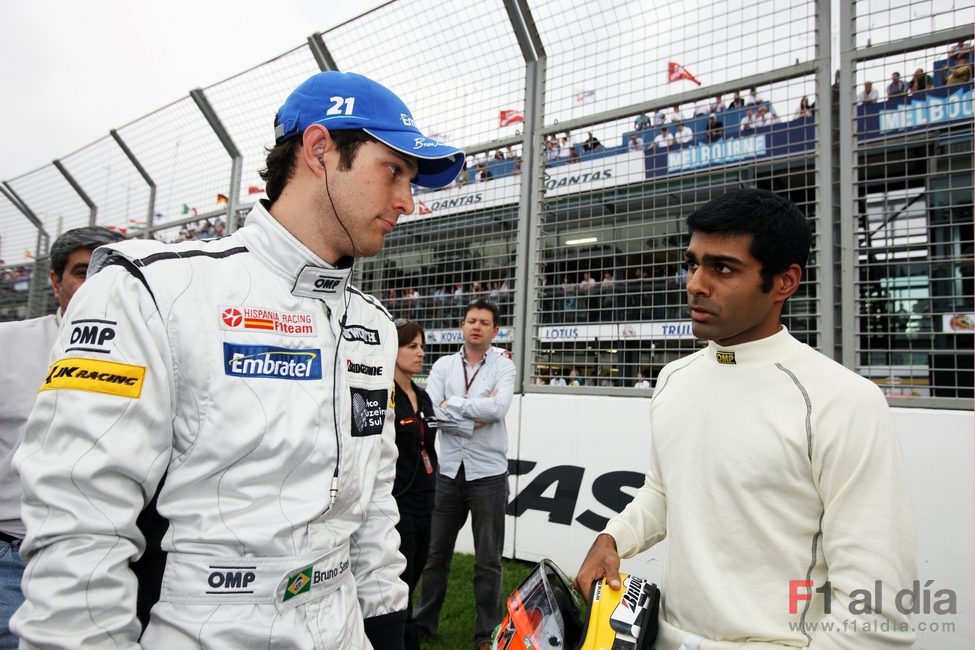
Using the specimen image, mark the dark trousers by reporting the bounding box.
[414,467,508,646]
[396,510,431,650]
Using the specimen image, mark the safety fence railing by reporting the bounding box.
[1,0,970,409]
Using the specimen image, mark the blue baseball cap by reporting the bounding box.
[274,71,465,189]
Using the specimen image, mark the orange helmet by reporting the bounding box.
[492,559,658,650]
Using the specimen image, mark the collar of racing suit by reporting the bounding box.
[237,200,354,306]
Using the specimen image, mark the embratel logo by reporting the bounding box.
[41,358,146,398]
[223,343,322,380]
[220,306,314,337]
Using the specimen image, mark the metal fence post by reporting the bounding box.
[190,89,242,234]
[110,129,157,237]
[52,160,97,227]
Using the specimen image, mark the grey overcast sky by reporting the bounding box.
[0,0,384,181]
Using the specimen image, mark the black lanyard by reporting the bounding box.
[461,354,486,397]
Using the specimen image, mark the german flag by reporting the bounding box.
[216,193,229,205]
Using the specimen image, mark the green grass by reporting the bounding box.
[419,554,536,650]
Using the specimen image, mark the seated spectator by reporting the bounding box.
[633,113,652,131]
[667,104,684,123]
[857,81,879,105]
[650,126,675,150]
[633,370,651,389]
[796,95,814,118]
[476,162,492,182]
[739,108,757,134]
[948,39,973,66]
[727,91,746,109]
[582,131,602,152]
[628,133,645,151]
[887,71,908,98]
[909,68,933,94]
[943,53,972,85]
[673,121,694,145]
[494,150,506,161]
[756,105,776,127]
[745,86,763,105]
[705,114,724,142]
[549,375,567,387]
[709,94,725,113]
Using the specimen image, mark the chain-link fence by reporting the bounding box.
[1,0,971,408]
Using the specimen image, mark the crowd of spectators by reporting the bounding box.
[171,218,226,242]
[383,277,515,329]
[857,39,971,105]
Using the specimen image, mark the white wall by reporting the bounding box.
[450,395,973,648]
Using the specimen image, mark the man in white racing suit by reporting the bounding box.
[12,71,464,649]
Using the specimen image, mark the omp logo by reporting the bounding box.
[206,565,256,594]
[313,275,342,293]
[66,319,117,354]
[282,567,312,602]
[715,351,736,365]
[346,359,383,376]
[342,325,380,345]
[41,358,146,398]
[223,343,322,380]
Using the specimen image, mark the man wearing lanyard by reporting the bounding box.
[414,299,515,650]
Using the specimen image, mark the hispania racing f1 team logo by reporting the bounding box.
[223,343,322,380]
[220,306,315,337]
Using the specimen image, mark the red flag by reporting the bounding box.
[418,201,432,216]
[667,61,701,86]
[499,110,524,127]
[247,186,264,195]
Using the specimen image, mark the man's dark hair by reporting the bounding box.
[395,318,425,348]
[259,130,377,203]
[464,298,502,328]
[50,226,126,279]
[686,189,811,292]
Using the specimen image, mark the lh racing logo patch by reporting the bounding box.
[223,343,322,380]
[41,358,146,398]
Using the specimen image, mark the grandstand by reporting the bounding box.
[1,1,972,646]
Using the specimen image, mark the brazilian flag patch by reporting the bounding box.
[282,566,313,602]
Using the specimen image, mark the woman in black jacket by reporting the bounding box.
[392,318,439,650]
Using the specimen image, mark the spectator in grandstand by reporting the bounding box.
[561,275,579,322]
[667,104,684,123]
[213,219,226,238]
[796,95,814,118]
[628,133,645,151]
[568,367,581,386]
[391,318,438,650]
[574,188,917,649]
[599,271,616,321]
[693,98,710,116]
[512,158,522,175]
[456,159,469,186]
[414,299,515,650]
[476,161,493,182]
[634,113,653,131]
[708,94,725,114]
[745,86,763,105]
[12,71,465,650]
[633,370,651,389]
[886,71,908,98]
[673,121,694,145]
[756,105,776,127]
[0,227,124,649]
[580,271,597,321]
[559,136,573,161]
[654,109,667,125]
[857,81,880,104]
[947,39,973,66]
[739,108,757,134]
[705,114,725,142]
[650,126,675,150]
[549,374,567,386]
[493,150,505,161]
[727,90,746,109]
[943,52,972,85]
[545,137,560,162]
[583,131,603,153]
[908,67,933,94]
